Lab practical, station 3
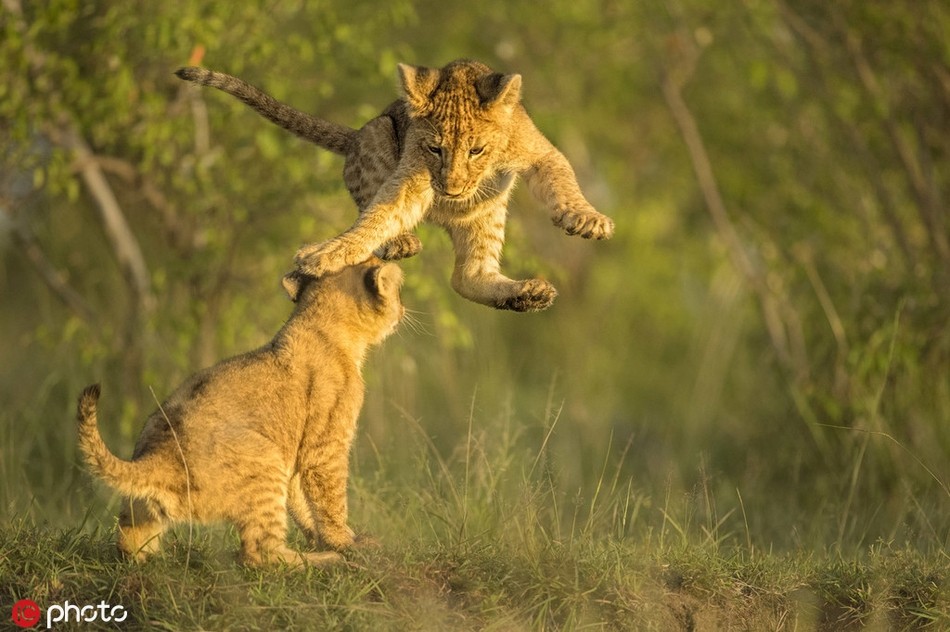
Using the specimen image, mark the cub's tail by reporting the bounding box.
[76,384,166,500]
[175,66,355,155]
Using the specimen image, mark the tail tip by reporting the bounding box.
[175,66,199,81]
[79,383,101,406]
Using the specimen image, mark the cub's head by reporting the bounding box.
[282,257,405,345]
[398,59,522,202]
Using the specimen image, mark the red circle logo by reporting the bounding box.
[11,599,41,628]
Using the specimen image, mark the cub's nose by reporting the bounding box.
[443,184,466,197]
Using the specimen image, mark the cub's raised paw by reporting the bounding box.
[375,234,422,261]
[295,254,335,278]
[294,241,321,261]
[496,279,558,312]
[553,208,615,240]
[294,240,350,277]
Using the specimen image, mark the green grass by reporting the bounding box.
[1,505,947,630]
[2,411,947,631]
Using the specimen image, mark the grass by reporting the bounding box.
[1,405,947,631]
[1,506,947,630]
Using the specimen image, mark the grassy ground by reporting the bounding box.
[2,421,947,631]
[1,519,947,631]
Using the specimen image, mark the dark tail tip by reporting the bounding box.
[77,383,101,427]
[175,66,199,81]
[82,383,101,400]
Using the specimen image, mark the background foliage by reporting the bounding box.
[1,0,947,567]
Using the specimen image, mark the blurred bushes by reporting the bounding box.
[1,0,947,548]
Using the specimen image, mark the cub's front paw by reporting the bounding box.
[375,233,422,261]
[294,241,323,261]
[496,279,558,312]
[319,524,357,552]
[553,207,615,240]
[294,240,351,277]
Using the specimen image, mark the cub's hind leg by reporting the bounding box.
[117,497,168,562]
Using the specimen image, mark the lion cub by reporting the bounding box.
[177,59,614,312]
[77,258,404,567]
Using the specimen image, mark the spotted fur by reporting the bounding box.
[176,59,614,312]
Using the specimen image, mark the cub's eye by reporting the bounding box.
[469,146,485,156]
[427,145,442,156]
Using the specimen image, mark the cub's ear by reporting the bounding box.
[282,271,304,302]
[398,63,440,116]
[364,264,401,298]
[475,72,522,111]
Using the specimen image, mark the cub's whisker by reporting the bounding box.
[400,308,433,337]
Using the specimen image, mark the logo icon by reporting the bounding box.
[11,599,41,628]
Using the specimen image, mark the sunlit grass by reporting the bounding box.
[3,399,946,630]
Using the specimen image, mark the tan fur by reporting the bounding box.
[77,258,404,567]
[176,59,614,312]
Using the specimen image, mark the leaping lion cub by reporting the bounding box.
[77,257,404,567]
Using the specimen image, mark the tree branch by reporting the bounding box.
[838,15,950,263]
[96,154,196,254]
[660,62,809,382]
[6,0,154,316]
[775,2,918,272]
[47,124,155,315]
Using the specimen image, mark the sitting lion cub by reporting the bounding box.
[77,257,404,567]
